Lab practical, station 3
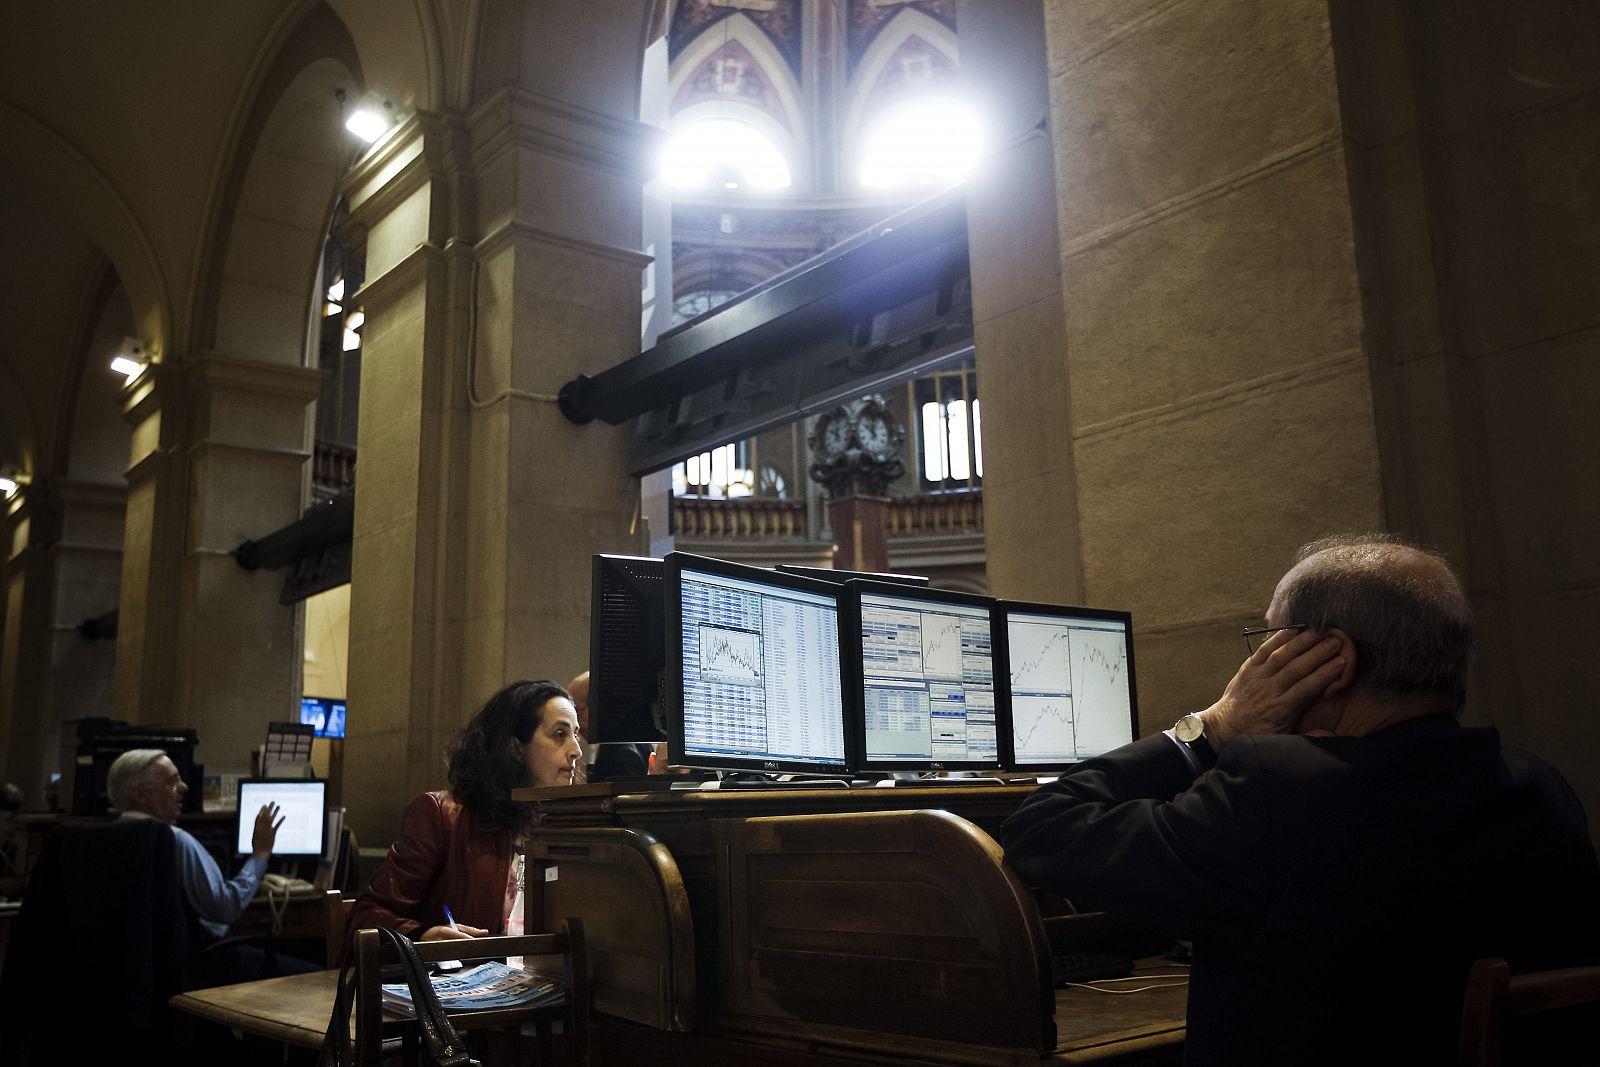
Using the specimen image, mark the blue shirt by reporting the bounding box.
[120,812,267,938]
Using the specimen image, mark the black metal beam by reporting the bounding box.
[558,187,971,433]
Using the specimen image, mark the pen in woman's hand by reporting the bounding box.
[443,905,461,933]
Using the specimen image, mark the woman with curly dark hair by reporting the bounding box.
[349,679,582,941]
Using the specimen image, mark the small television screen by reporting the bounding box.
[666,552,849,774]
[999,602,1137,768]
[234,779,328,858]
[589,554,668,744]
[299,697,346,739]
[844,581,1002,771]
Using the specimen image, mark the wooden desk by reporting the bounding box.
[512,785,1186,1065]
[172,968,341,1049]
[168,962,1185,1066]
[588,959,1186,1067]
[233,886,328,942]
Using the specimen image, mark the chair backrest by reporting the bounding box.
[324,889,354,967]
[351,919,589,1067]
[527,825,696,1030]
[0,819,195,1062]
[715,808,1055,1056]
[1460,956,1600,1067]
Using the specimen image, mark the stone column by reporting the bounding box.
[40,481,125,788]
[113,363,187,723]
[174,354,321,771]
[341,98,651,843]
[0,486,58,804]
[112,352,319,773]
[968,1,1386,732]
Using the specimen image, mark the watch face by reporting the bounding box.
[1173,714,1205,743]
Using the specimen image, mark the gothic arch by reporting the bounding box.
[0,102,172,359]
[840,8,960,190]
[196,4,365,367]
[468,0,664,119]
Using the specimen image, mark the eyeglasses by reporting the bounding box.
[1242,623,1308,654]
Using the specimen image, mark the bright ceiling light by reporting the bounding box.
[345,310,364,332]
[327,277,346,303]
[345,92,394,143]
[0,476,16,499]
[110,337,147,382]
[662,119,791,191]
[859,97,984,190]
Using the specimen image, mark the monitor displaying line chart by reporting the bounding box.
[1006,607,1136,766]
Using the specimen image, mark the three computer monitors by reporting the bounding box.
[997,601,1138,769]
[843,581,1002,771]
[665,552,850,774]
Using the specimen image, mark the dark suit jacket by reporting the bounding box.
[1001,716,1600,1066]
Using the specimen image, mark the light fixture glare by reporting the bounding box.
[0,477,16,498]
[327,277,346,302]
[344,93,393,143]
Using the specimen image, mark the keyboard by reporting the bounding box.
[1051,952,1134,984]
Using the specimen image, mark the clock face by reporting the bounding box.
[823,415,852,455]
[859,416,892,459]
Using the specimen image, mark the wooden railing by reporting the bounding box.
[672,497,807,539]
[888,490,983,537]
[672,489,983,540]
[313,441,356,498]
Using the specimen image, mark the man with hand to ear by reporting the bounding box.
[1002,535,1600,1067]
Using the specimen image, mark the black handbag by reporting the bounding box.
[320,927,478,1067]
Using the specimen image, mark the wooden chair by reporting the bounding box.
[1460,957,1600,1066]
[324,890,354,967]
[353,919,590,1067]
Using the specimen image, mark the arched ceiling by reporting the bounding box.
[0,0,445,482]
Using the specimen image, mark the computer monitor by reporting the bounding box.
[998,601,1137,769]
[589,554,668,743]
[774,564,931,587]
[298,697,346,739]
[234,779,328,858]
[666,552,850,774]
[842,581,1002,771]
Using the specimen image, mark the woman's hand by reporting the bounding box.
[418,922,488,941]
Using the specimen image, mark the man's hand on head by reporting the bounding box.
[1200,628,1344,747]
[250,801,285,861]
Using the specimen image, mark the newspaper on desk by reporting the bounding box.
[381,962,565,1017]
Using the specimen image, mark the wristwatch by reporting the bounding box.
[1164,712,1219,776]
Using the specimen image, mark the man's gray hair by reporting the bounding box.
[106,748,169,812]
[1279,534,1474,710]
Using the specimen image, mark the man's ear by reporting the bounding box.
[1323,627,1358,697]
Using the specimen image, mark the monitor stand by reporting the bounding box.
[670,771,854,791]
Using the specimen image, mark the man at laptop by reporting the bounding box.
[1002,535,1600,1065]
[108,748,314,982]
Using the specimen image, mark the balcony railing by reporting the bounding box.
[888,490,983,537]
[672,489,983,540]
[313,441,357,500]
[672,497,807,539]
